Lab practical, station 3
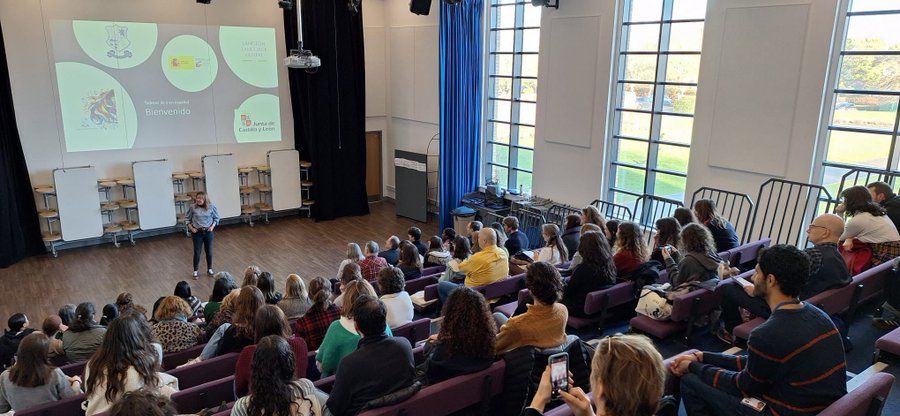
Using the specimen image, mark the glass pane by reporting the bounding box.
[612,191,640,213]
[665,55,700,83]
[522,29,541,52]
[850,0,900,12]
[620,83,655,111]
[518,102,537,125]
[664,85,697,114]
[492,77,513,100]
[492,0,518,4]
[618,111,652,138]
[659,115,694,144]
[613,166,646,194]
[521,55,539,77]
[838,55,900,92]
[616,139,649,166]
[493,54,513,76]
[524,5,542,27]
[625,24,660,52]
[495,30,514,52]
[653,173,687,201]
[490,165,509,188]
[519,126,535,148]
[831,93,898,131]
[516,148,534,171]
[491,143,510,165]
[668,22,704,52]
[623,54,657,81]
[627,0,663,22]
[520,78,538,102]
[516,171,533,194]
[492,122,511,144]
[821,165,851,198]
[657,144,690,173]
[492,99,512,122]
[672,0,708,20]
[845,15,900,51]
[495,5,516,28]
[825,130,892,168]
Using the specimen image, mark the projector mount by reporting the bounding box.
[281,0,321,73]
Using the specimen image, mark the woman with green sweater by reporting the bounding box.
[316,279,392,377]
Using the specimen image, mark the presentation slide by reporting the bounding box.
[49,20,282,152]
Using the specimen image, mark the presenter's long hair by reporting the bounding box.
[194,191,210,209]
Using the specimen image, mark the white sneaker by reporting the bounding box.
[207,269,214,276]
[192,271,199,279]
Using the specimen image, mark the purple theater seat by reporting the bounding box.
[481,273,526,299]
[495,289,530,318]
[876,327,900,358]
[392,318,431,345]
[165,352,239,389]
[424,283,439,301]
[567,281,636,329]
[15,394,85,416]
[853,260,893,305]
[171,375,236,414]
[732,317,765,341]
[405,275,438,295]
[162,343,206,370]
[819,372,894,416]
[726,238,771,267]
[59,360,86,377]
[359,361,506,416]
[421,265,446,276]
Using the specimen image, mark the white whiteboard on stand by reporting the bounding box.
[53,166,103,241]
[133,160,176,230]
[268,150,301,211]
[202,154,241,218]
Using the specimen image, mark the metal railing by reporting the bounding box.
[746,179,833,247]
[690,187,754,244]
[546,204,580,229]
[833,167,900,205]
[589,199,635,222]
[510,205,547,250]
[634,194,684,228]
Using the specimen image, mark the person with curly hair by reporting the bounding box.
[231,336,327,416]
[661,223,724,287]
[650,217,682,264]
[422,286,496,384]
[243,266,262,287]
[495,262,568,354]
[150,297,201,353]
[377,267,414,328]
[562,231,617,318]
[108,389,178,416]
[613,222,649,277]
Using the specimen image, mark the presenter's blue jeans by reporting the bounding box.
[192,229,214,271]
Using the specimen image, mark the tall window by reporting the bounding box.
[606,0,707,209]
[820,1,900,195]
[484,0,542,193]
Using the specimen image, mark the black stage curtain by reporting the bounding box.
[0,21,44,267]
[283,0,369,221]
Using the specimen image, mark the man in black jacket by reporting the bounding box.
[327,295,415,416]
[867,181,900,231]
[408,227,428,257]
[503,216,530,256]
[0,313,35,370]
[378,235,401,266]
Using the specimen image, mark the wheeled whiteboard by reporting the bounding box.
[133,159,177,230]
[53,166,103,241]
[202,154,241,218]
[268,149,302,211]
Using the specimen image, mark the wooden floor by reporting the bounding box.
[0,201,437,323]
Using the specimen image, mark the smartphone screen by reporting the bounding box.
[548,353,568,399]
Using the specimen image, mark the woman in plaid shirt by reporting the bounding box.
[294,276,341,350]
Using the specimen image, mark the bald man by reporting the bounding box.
[716,214,852,343]
[437,227,510,303]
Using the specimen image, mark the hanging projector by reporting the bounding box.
[284,48,321,69]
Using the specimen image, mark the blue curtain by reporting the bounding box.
[439,0,484,230]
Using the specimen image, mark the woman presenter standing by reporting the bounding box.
[187,192,219,278]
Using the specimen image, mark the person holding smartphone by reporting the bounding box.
[186,192,219,278]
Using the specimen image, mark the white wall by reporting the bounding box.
[0,0,294,185]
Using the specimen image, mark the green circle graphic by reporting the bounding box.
[73,20,158,69]
[55,62,137,152]
[219,26,278,88]
[161,35,219,92]
[234,94,281,143]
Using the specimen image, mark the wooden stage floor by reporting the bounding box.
[0,201,437,324]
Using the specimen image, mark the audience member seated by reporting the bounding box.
[438,228,510,303]
[866,181,900,231]
[468,221,484,253]
[204,288,240,342]
[233,336,326,416]
[511,224,569,274]
[243,265,262,287]
[673,207,696,227]
[379,236,402,266]
[235,305,309,398]
[359,240,389,281]
[694,199,740,253]
[334,263,362,308]
[83,314,179,415]
[613,222,649,277]
[718,214,851,342]
[441,236,472,283]
[377,267,414,328]
[326,295,415,416]
[650,217,682,264]
[561,214,582,261]
[174,281,202,321]
[108,389,177,416]
[563,223,603,274]
[495,262,568,354]
[41,316,66,360]
[421,286,496,384]
[606,219,620,247]
[670,245,847,416]
[114,293,147,318]
[524,334,666,416]
[58,304,76,328]
[492,222,509,249]
[562,231,618,318]
[397,241,423,279]
[408,226,429,257]
[839,185,900,267]
[424,236,452,267]
[61,302,106,363]
[0,332,80,412]
[150,296,202,353]
[317,280,393,377]
[336,243,365,279]
[277,274,313,319]
[203,286,264,359]
[441,228,457,252]
[294,276,342,351]
[661,223,724,288]
[257,272,284,305]
[99,304,119,327]
[581,205,611,241]
[0,313,35,369]
[503,216,530,256]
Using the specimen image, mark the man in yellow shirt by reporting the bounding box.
[438,228,509,303]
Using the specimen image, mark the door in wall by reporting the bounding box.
[365,131,383,202]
